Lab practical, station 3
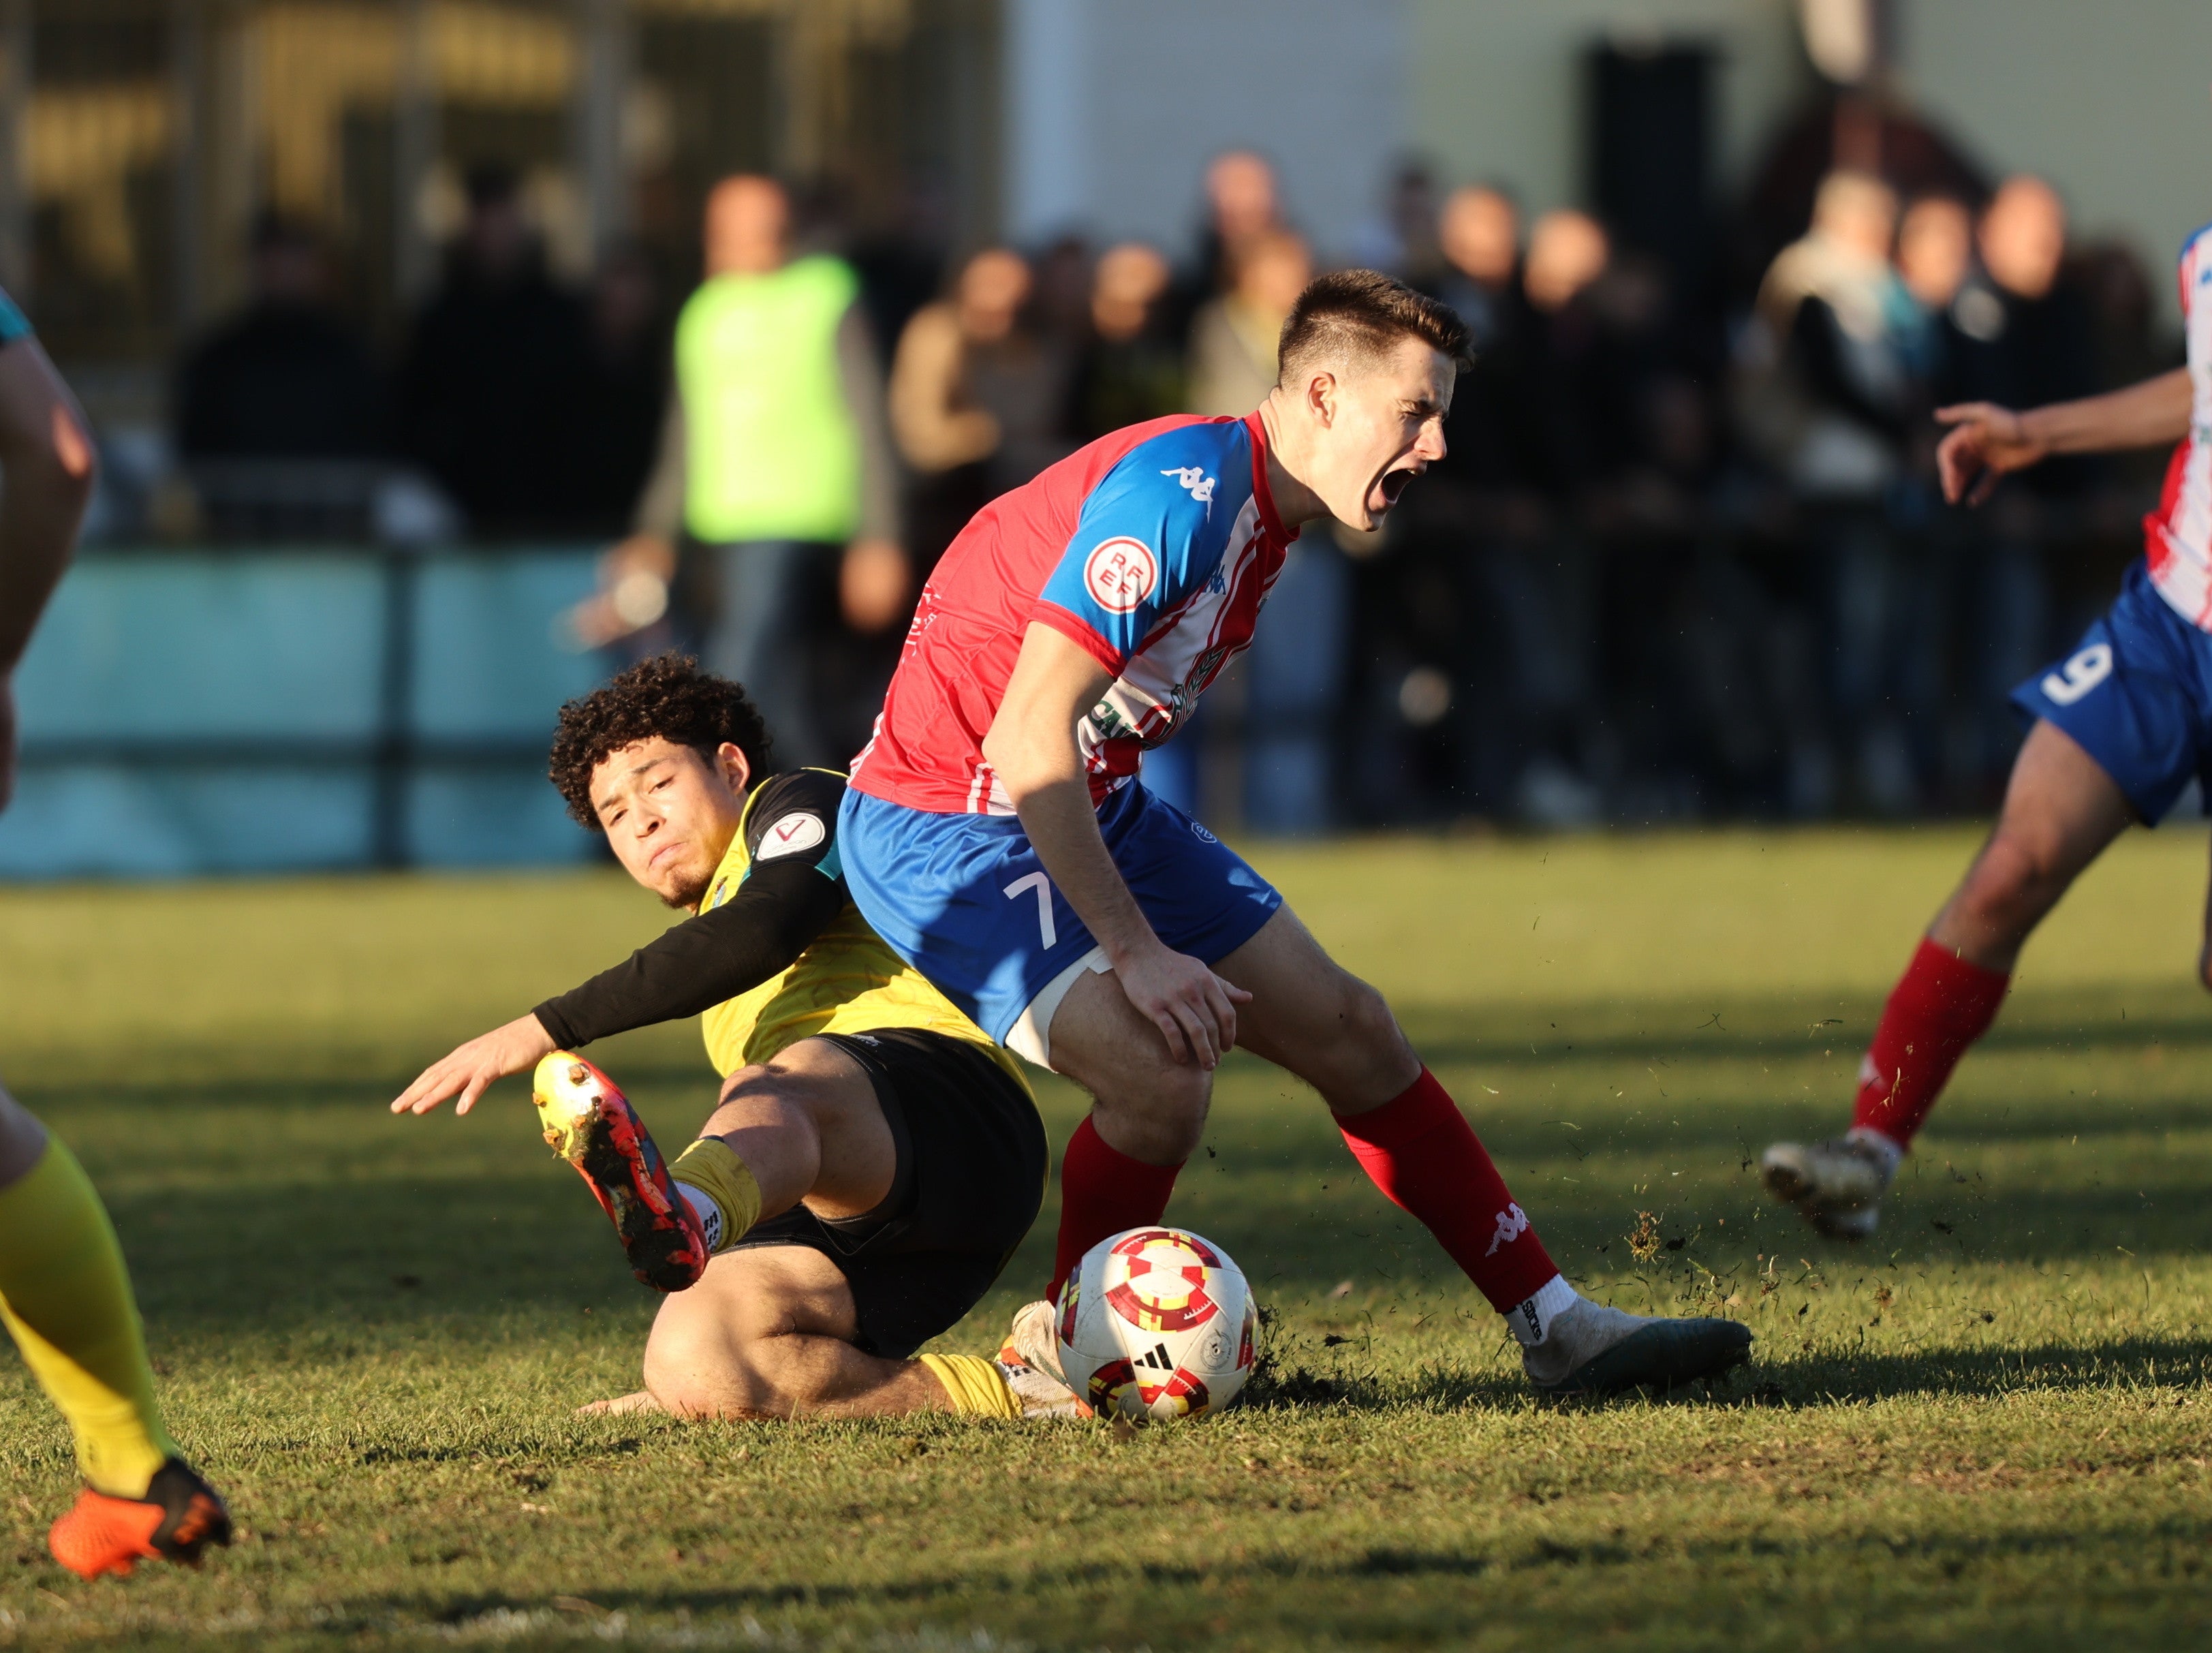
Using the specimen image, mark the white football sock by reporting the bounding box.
[1504,1273,1580,1348]
[676,1184,724,1251]
[1845,1126,1905,1180]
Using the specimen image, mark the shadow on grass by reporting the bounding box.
[341,1503,2212,1633]
[1237,1323,2212,1417]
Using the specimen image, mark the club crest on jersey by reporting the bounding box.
[1084,536,1159,614]
[756,812,826,859]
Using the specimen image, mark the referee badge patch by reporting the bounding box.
[758,812,827,859]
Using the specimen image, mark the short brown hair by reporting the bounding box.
[1276,268,1469,386]
[548,653,773,827]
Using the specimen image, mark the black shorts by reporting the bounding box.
[728,1028,1046,1359]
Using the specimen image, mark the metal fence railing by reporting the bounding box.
[1,544,609,878]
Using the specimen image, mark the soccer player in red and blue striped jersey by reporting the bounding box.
[840,271,1751,1395]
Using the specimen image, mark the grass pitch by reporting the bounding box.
[4,826,2212,1650]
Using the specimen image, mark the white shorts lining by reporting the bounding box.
[1005,945,1111,1069]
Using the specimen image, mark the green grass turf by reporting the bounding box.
[4,826,2212,1649]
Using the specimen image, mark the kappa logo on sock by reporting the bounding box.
[1486,1203,1530,1256]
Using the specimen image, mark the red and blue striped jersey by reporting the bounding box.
[2147,219,2212,628]
[849,412,1296,815]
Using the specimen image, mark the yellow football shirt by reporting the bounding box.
[696,771,1033,1097]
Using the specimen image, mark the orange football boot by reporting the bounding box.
[48,1458,231,1579]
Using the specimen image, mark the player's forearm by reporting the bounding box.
[535,866,844,1047]
[2019,368,2192,457]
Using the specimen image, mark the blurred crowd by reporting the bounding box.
[158,137,2182,831]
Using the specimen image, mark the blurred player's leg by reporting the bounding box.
[0,1089,230,1577]
[1764,720,2130,1237]
[1219,908,1749,1394]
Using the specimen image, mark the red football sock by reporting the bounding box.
[1047,1115,1183,1301]
[1852,937,2010,1149]
[1336,1068,1559,1314]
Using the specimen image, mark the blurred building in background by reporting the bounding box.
[6,0,2212,872]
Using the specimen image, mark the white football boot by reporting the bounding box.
[996,1299,1087,1419]
[1760,1130,1900,1240]
[1522,1296,1752,1396]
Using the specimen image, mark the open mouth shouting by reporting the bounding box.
[1369,461,1424,518]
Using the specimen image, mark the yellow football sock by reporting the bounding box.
[0,1134,176,1497]
[918,1353,1021,1419]
[669,1137,762,1254]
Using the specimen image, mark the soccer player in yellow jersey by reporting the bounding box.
[0,288,231,1575]
[394,655,1078,1421]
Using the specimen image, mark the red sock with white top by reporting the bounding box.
[1336,1067,1574,1345]
[1046,1115,1183,1302]
[1851,937,2010,1152]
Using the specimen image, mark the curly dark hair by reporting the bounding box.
[548,653,774,827]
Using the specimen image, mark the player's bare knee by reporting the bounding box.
[1095,1067,1209,1162]
[1333,976,1403,1063]
[1965,829,2071,934]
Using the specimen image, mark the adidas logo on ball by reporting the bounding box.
[1055,1226,1257,1423]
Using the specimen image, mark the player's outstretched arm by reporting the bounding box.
[982,622,1250,1068]
[0,335,97,812]
[1936,367,2191,506]
[392,1013,559,1116]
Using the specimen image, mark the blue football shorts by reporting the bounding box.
[2010,559,2212,822]
[838,780,1282,1066]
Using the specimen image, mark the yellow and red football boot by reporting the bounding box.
[48,1458,231,1579]
[532,1052,707,1293]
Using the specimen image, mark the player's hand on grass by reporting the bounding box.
[1114,942,1252,1070]
[1935,402,2046,506]
[392,1013,558,1117]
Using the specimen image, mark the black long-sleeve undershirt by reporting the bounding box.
[531,770,848,1049]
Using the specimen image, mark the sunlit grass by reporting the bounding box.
[1,826,2209,1648]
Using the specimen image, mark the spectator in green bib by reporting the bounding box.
[589,176,907,766]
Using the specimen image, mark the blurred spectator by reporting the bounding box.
[1352,158,1443,284]
[1937,175,2102,790]
[176,213,383,463]
[568,241,669,538]
[1031,234,1095,354]
[1187,228,1310,417]
[1185,225,1342,833]
[1941,176,2098,436]
[1068,242,1183,440]
[1743,172,1915,497]
[890,246,1072,566]
[1897,195,1973,313]
[396,166,592,538]
[1523,208,1625,495]
[608,174,905,766]
[1433,185,1525,354]
[850,177,952,372]
[1741,171,1923,812]
[1471,208,1618,823]
[1168,149,1283,339]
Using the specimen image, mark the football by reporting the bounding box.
[1057,1226,1258,1422]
